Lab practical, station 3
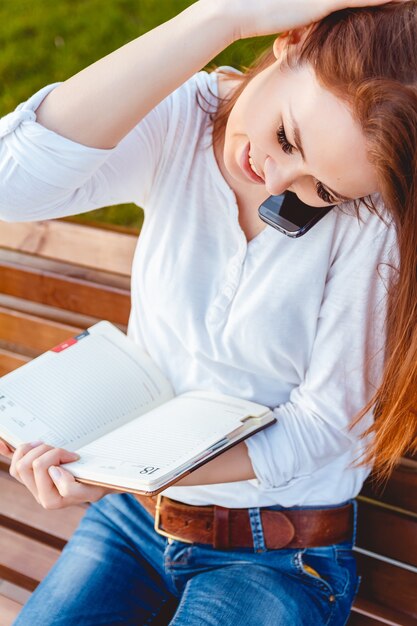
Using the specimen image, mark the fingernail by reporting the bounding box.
[29,440,44,448]
[48,466,61,481]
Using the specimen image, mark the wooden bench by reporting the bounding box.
[0,219,416,625]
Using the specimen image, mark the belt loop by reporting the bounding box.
[213,506,230,549]
[249,507,266,553]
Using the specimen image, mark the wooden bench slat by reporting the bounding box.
[0,260,130,325]
[0,307,81,357]
[350,597,417,626]
[0,294,105,332]
[0,458,11,473]
[0,594,23,626]
[0,249,131,291]
[348,615,386,626]
[355,553,417,619]
[0,348,30,376]
[0,473,85,548]
[349,597,417,625]
[0,526,61,590]
[0,220,137,276]
[0,580,31,607]
[356,500,417,567]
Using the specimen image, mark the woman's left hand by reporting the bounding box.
[225,0,409,41]
[0,439,112,509]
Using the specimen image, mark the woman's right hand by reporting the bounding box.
[219,0,408,41]
[0,439,113,509]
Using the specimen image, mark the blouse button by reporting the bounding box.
[222,286,234,299]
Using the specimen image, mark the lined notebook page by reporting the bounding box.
[67,391,270,485]
[0,328,173,449]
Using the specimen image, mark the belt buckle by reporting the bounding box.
[154,494,193,544]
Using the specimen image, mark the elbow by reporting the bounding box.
[246,406,355,491]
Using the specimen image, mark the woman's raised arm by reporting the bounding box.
[35,1,233,150]
[34,0,399,150]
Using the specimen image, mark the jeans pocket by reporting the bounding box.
[293,546,351,599]
[293,548,336,597]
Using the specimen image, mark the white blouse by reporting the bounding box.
[0,68,398,508]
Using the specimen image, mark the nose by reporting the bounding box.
[263,156,298,196]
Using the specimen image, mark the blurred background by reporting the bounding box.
[0,0,274,230]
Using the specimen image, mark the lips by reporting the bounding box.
[241,143,264,183]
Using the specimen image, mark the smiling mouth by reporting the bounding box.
[242,143,264,183]
[248,154,263,179]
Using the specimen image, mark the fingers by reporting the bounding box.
[337,0,408,7]
[48,466,110,505]
[9,441,109,509]
[10,442,79,506]
[0,439,14,459]
[31,446,80,508]
[9,441,51,500]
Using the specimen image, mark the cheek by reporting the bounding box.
[228,84,270,145]
[223,127,242,172]
[223,107,253,175]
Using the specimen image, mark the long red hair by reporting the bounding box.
[203,2,417,480]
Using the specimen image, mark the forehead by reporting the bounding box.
[276,65,379,198]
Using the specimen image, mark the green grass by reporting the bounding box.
[0,0,273,228]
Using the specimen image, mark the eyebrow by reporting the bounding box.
[288,111,353,203]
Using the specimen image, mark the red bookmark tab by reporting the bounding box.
[51,337,78,353]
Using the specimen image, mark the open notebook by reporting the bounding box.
[0,321,276,495]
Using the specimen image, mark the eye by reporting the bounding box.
[315,181,337,204]
[277,124,294,155]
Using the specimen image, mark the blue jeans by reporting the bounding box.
[13,494,360,625]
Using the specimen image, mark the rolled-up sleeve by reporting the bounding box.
[0,82,171,221]
[245,213,397,490]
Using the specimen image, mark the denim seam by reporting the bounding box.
[332,545,351,599]
[168,578,194,625]
[324,602,337,626]
[165,545,194,568]
[164,543,192,597]
[293,550,336,626]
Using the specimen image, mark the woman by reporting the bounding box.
[0,0,415,624]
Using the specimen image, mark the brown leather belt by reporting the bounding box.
[135,494,353,550]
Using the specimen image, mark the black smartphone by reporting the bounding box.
[258,191,334,238]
